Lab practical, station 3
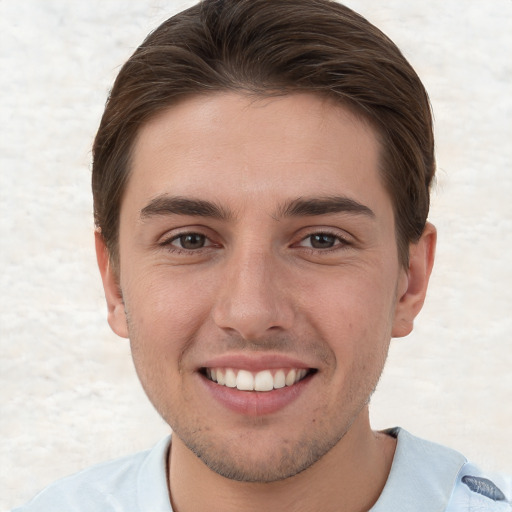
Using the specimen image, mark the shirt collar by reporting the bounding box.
[370,427,467,512]
[137,435,174,512]
[137,429,467,512]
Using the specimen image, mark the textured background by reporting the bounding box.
[1,1,511,509]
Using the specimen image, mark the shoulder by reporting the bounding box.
[446,461,512,512]
[10,436,172,512]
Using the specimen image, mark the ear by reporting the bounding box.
[392,222,437,338]
[95,230,129,338]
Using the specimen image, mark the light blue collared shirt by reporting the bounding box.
[11,428,511,511]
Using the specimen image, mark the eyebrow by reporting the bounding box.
[140,194,374,221]
[278,196,375,218]
[140,195,232,221]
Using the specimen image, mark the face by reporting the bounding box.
[98,92,432,482]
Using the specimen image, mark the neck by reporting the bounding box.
[168,408,396,512]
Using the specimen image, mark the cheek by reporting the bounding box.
[124,267,213,337]
[122,271,212,394]
[298,268,397,381]
[301,268,397,333]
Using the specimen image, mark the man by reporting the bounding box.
[13,0,510,511]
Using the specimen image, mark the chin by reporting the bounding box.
[176,423,346,483]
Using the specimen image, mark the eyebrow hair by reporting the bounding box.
[278,196,375,218]
[140,195,232,220]
[140,194,374,222]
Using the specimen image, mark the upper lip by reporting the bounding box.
[199,353,315,372]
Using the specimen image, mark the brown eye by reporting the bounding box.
[309,234,336,249]
[175,233,206,249]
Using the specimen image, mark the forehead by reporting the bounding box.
[125,92,390,218]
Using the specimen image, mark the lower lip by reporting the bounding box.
[199,373,314,416]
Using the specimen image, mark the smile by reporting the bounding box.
[202,367,314,392]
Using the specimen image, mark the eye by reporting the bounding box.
[308,233,337,249]
[167,232,210,250]
[297,232,349,250]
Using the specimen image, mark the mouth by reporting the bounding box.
[200,367,316,392]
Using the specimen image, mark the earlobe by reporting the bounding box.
[95,231,129,339]
[392,222,437,338]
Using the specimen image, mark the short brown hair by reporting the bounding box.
[92,0,435,268]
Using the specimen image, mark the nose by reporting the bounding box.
[212,248,295,341]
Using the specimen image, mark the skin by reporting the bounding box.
[96,92,436,512]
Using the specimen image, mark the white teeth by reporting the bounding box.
[225,368,237,388]
[285,369,297,386]
[236,370,254,390]
[254,370,274,392]
[206,367,310,391]
[273,370,286,389]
